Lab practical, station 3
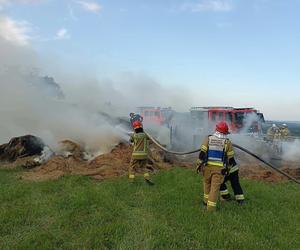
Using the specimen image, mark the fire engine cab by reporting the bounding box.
[136,107,174,127]
[190,106,265,134]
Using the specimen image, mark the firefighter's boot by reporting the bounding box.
[129,174,135,184]
[235,194,245,204]
[145,179,154,186]
[144,173,154,185]
[237,199,245,205]
[207,201,217,212]
[220,194,231,201]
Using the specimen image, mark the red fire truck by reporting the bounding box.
[190,106,265,134]
[136,107,174,127]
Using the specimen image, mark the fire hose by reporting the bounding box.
[145,132,300,185]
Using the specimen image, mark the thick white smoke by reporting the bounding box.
[0,36,196,154]
[1,35,299,163]
[0,69,122,154]
[282,139,300,162]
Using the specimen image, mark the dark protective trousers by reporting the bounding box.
[220,170,244,201]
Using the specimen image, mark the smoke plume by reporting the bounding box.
[282,139,300,162]
[0,36,195,154]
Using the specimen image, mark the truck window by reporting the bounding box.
[218,112,223,120]
[257,113,265,123]
[150,111,154,117]
[155,111,160,117]
[234,112,244,127]
[226,112,233,122]
[145,111,149,117]
[212,112,217,121]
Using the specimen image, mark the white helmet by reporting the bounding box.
[272,124,277,128]
[282,123,287,127]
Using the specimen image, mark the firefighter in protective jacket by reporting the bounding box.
[267,124,279,141]
[129,120,153,185]
[196,121,235,211]
[280,124,290,139]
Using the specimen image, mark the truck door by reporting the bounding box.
[154,110,161,125]
[225,112,234,132]
[210,111,217,121]
[218,112,224,121]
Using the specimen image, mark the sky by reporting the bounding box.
[0,0,300,120]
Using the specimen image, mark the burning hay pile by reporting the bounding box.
[0,135,46,169]
[21,141,172,181]
[0,135,299,183]
[0,135,172,181]
[0,135,44,162]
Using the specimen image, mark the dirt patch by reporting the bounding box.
[233,152,298,182]
[238,165,286,182]
[281,167,300,180]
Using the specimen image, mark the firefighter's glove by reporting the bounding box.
[129,137,134,145]
[196,164,203,173]
[221,167,229,176]
[196,159,203,173]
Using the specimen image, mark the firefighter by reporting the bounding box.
[196,121,235,212]
[280,124,290,139]
[266,124,279,141]
[129,120,153,185]
[267,125,283,154]
[219,159,245,204]
[129,113,143,128]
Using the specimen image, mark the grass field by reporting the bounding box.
[0,167,299,250]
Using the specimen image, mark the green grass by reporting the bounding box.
[0,167,299,250]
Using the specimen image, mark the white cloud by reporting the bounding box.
[77,0,102,14]
[0,16,32,46]
[181,0,233,12]
[55,28,70,40]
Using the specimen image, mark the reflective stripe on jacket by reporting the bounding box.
[131,132,148,159]
[229,165,239,173]
[207,135,227,167]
